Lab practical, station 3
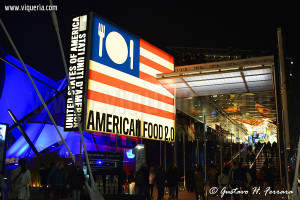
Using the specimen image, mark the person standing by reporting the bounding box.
[149,167,155,199]
[266,163,275,193]
[67,162,85,200]
[233,162,248,200]
[174,165,180,200]
[48,161,67,200]
[166,163,177,200]
[120,167,127,194]
[9,158,31,200]
[186,165,193,192]
[127,170,135,195]
[208,164,216,188]
[136,162,150,200]
[218,170,228,200]
[228,162,238,200]
[39,163,49,196]
[155,165,166,200]
[194,165,204,200]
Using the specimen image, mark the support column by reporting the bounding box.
[164,140,167,171]
[183,125,186,189]
[8,109,41,159]
[160,141,162,166]
[220,126,223,173]
[278,28,290,193]
[115,133,118,152]
[174,135,177,165]
[204,115,207,199]
[238,131,241,162]
[197,139,199,165]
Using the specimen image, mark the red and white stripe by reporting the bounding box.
[86,39,175,139]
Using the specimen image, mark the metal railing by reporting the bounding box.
[249,144,265,169]
[226,145,248,165]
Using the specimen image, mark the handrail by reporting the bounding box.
[249,144,265,169]
[226,145,248,165]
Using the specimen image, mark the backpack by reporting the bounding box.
[135,169,145,185]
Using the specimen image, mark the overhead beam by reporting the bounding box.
[157,56,274,79]
[157,65,272,80]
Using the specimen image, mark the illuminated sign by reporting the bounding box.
[126,149,135,159]
[0,123,7,141]
[0,123,8,172]
[86,151,123,171]
[253,131,257,137]
[65,13,175,142]
[64,15,88,131]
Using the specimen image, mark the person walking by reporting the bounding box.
[67,161,85,200]
[48,161,67,200]
[233,162,248,200]
[39,163,49,196]
[155,165,166,200]
[136,162,150,200]
[194,165,204,200]
[266,163,275,193]
[186,165,193,192]
[149,167,155,199]
[262,163,268,189]
[208,164,216,188]
[228,162,238,200]
[120,167,127,194]
[218,170,229,200]
[174,165,180,200]
[166,163,177,200]
[245,166,252,198]
[127,170,135,195]
[9,158,31,200]
[256,167,264,189]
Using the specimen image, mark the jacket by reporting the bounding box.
[234,167,247,183]
[194,170,204,194]
[11,167,31,200]
[218,173,228,189]
[68,168,85,190]
[166,166,177,186]
[48,168,66,186]
[149,171,155,184]
[155,170,166,187]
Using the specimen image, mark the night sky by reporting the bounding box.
[1,1,300,147]
[1,0,299,80]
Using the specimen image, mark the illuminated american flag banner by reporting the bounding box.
[85,14,175,142]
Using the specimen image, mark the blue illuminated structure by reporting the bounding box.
[0,52,137,159]
[96,160,103,165]
[126,149,135,159]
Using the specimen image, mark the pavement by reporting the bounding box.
[25,184,292,200]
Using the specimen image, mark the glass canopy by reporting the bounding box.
[158,56,277,143]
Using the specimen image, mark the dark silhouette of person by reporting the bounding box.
[194,165,204,200]
[39,163,49,196]
[67,162,85,200]
[136,162,150,200]
[155,165,166,200]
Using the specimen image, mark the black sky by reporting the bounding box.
[1,0,299,81]
[1,0,300,149]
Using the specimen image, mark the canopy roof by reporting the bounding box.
[158,56,276,141]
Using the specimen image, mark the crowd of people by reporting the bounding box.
[130,162,181,200]
[182,142,279,200]
[3,141,280,200]
[6,159,85,200]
